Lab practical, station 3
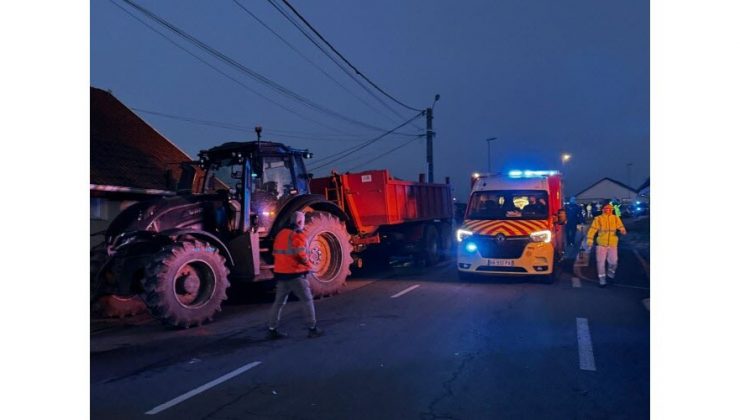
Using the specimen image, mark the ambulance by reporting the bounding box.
[456,170,565,281]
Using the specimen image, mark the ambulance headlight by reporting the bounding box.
[456,229,473,242]
[530,230,552,243]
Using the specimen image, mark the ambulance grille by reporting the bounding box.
[476,236,528,259]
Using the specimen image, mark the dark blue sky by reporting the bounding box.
[91,0,649,199]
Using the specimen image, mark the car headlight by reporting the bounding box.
[530,230,552,243]
[465,242,478,253]
[456,229,473,242]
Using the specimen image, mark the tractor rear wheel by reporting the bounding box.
[303,211,352,297]
[143,240,230,328]
[437,223,453,262]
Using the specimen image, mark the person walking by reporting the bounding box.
[267,211,323,339]
[565,196,584,246]
[585,203,627,287]
[611,199,622,218]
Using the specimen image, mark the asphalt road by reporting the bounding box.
[91,241,650,420]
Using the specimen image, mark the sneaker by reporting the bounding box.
[307,327,324,338]
[267,328,288,340]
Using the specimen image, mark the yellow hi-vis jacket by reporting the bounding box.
[587,214,627,247]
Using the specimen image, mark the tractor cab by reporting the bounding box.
[186,141,314,237]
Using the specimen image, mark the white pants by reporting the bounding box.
[595,246,618,281]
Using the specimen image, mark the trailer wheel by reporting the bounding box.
[437,223,453,261]
[143,240,230,328]
[422,225,440,266]
[303,211,352,297]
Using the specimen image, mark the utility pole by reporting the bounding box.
[426,107,434,183]
[426,94,440,183]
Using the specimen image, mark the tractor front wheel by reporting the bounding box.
[143,240,230,328]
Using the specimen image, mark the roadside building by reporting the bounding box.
[637,177,650,202]
[90,87,196,245]
[575,177,638,205]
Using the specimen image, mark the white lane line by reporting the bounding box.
[145,361,262,415]
[571,276,582,288]
[391,284,421,299]
[576,318,596,371]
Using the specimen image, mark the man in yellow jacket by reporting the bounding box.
[586,203,627,287]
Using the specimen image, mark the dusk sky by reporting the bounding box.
[91,0,649,200]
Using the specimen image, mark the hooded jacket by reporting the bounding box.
[587,214,626,247]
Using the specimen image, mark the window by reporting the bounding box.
[254,156,294,200]
[467,190,549,220]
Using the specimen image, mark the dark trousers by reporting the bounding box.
[566,224,578,245]
[268,275,316,329]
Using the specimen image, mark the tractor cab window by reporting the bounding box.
[203,160,244,194]
[466,190,549,220]
[253,156,294,200]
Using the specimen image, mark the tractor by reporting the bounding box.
[91,135,353,327]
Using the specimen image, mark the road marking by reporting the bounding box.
[576,318,596,371]
[145,361,262,415]
[571,277,582,288]
[391,284,420,298]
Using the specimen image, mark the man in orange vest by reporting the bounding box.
[267,211,323,339]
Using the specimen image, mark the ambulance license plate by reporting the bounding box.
[488,259,513,267]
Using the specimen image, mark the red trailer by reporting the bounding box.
[310,170,454,265]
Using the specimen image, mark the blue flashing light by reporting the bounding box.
[508,169,558,178]
[465,242,478,253]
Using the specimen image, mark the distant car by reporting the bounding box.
[624,202,649,218]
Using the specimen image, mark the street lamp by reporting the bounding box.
[561,153,571,165]
[486,137,498,173]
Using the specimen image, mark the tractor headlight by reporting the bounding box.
[530,230,552,243]
[456,229,473,242]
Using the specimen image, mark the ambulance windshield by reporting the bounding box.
[466,190,549,220]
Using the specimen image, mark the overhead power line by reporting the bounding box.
[109,0,357,136]
[348,136,422,171]
[264,0,418,126]
[119,0,400,134]
[279,0,423,113]
[132,107,423,145]
[231,0,401,125]
[309,111,424,171]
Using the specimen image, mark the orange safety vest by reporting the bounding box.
[273,228,311,275]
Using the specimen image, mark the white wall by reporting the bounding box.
[577,180,637,203]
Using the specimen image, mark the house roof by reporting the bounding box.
[637,177,650,192]
[575,177,638,197]
[90,87,193,191]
